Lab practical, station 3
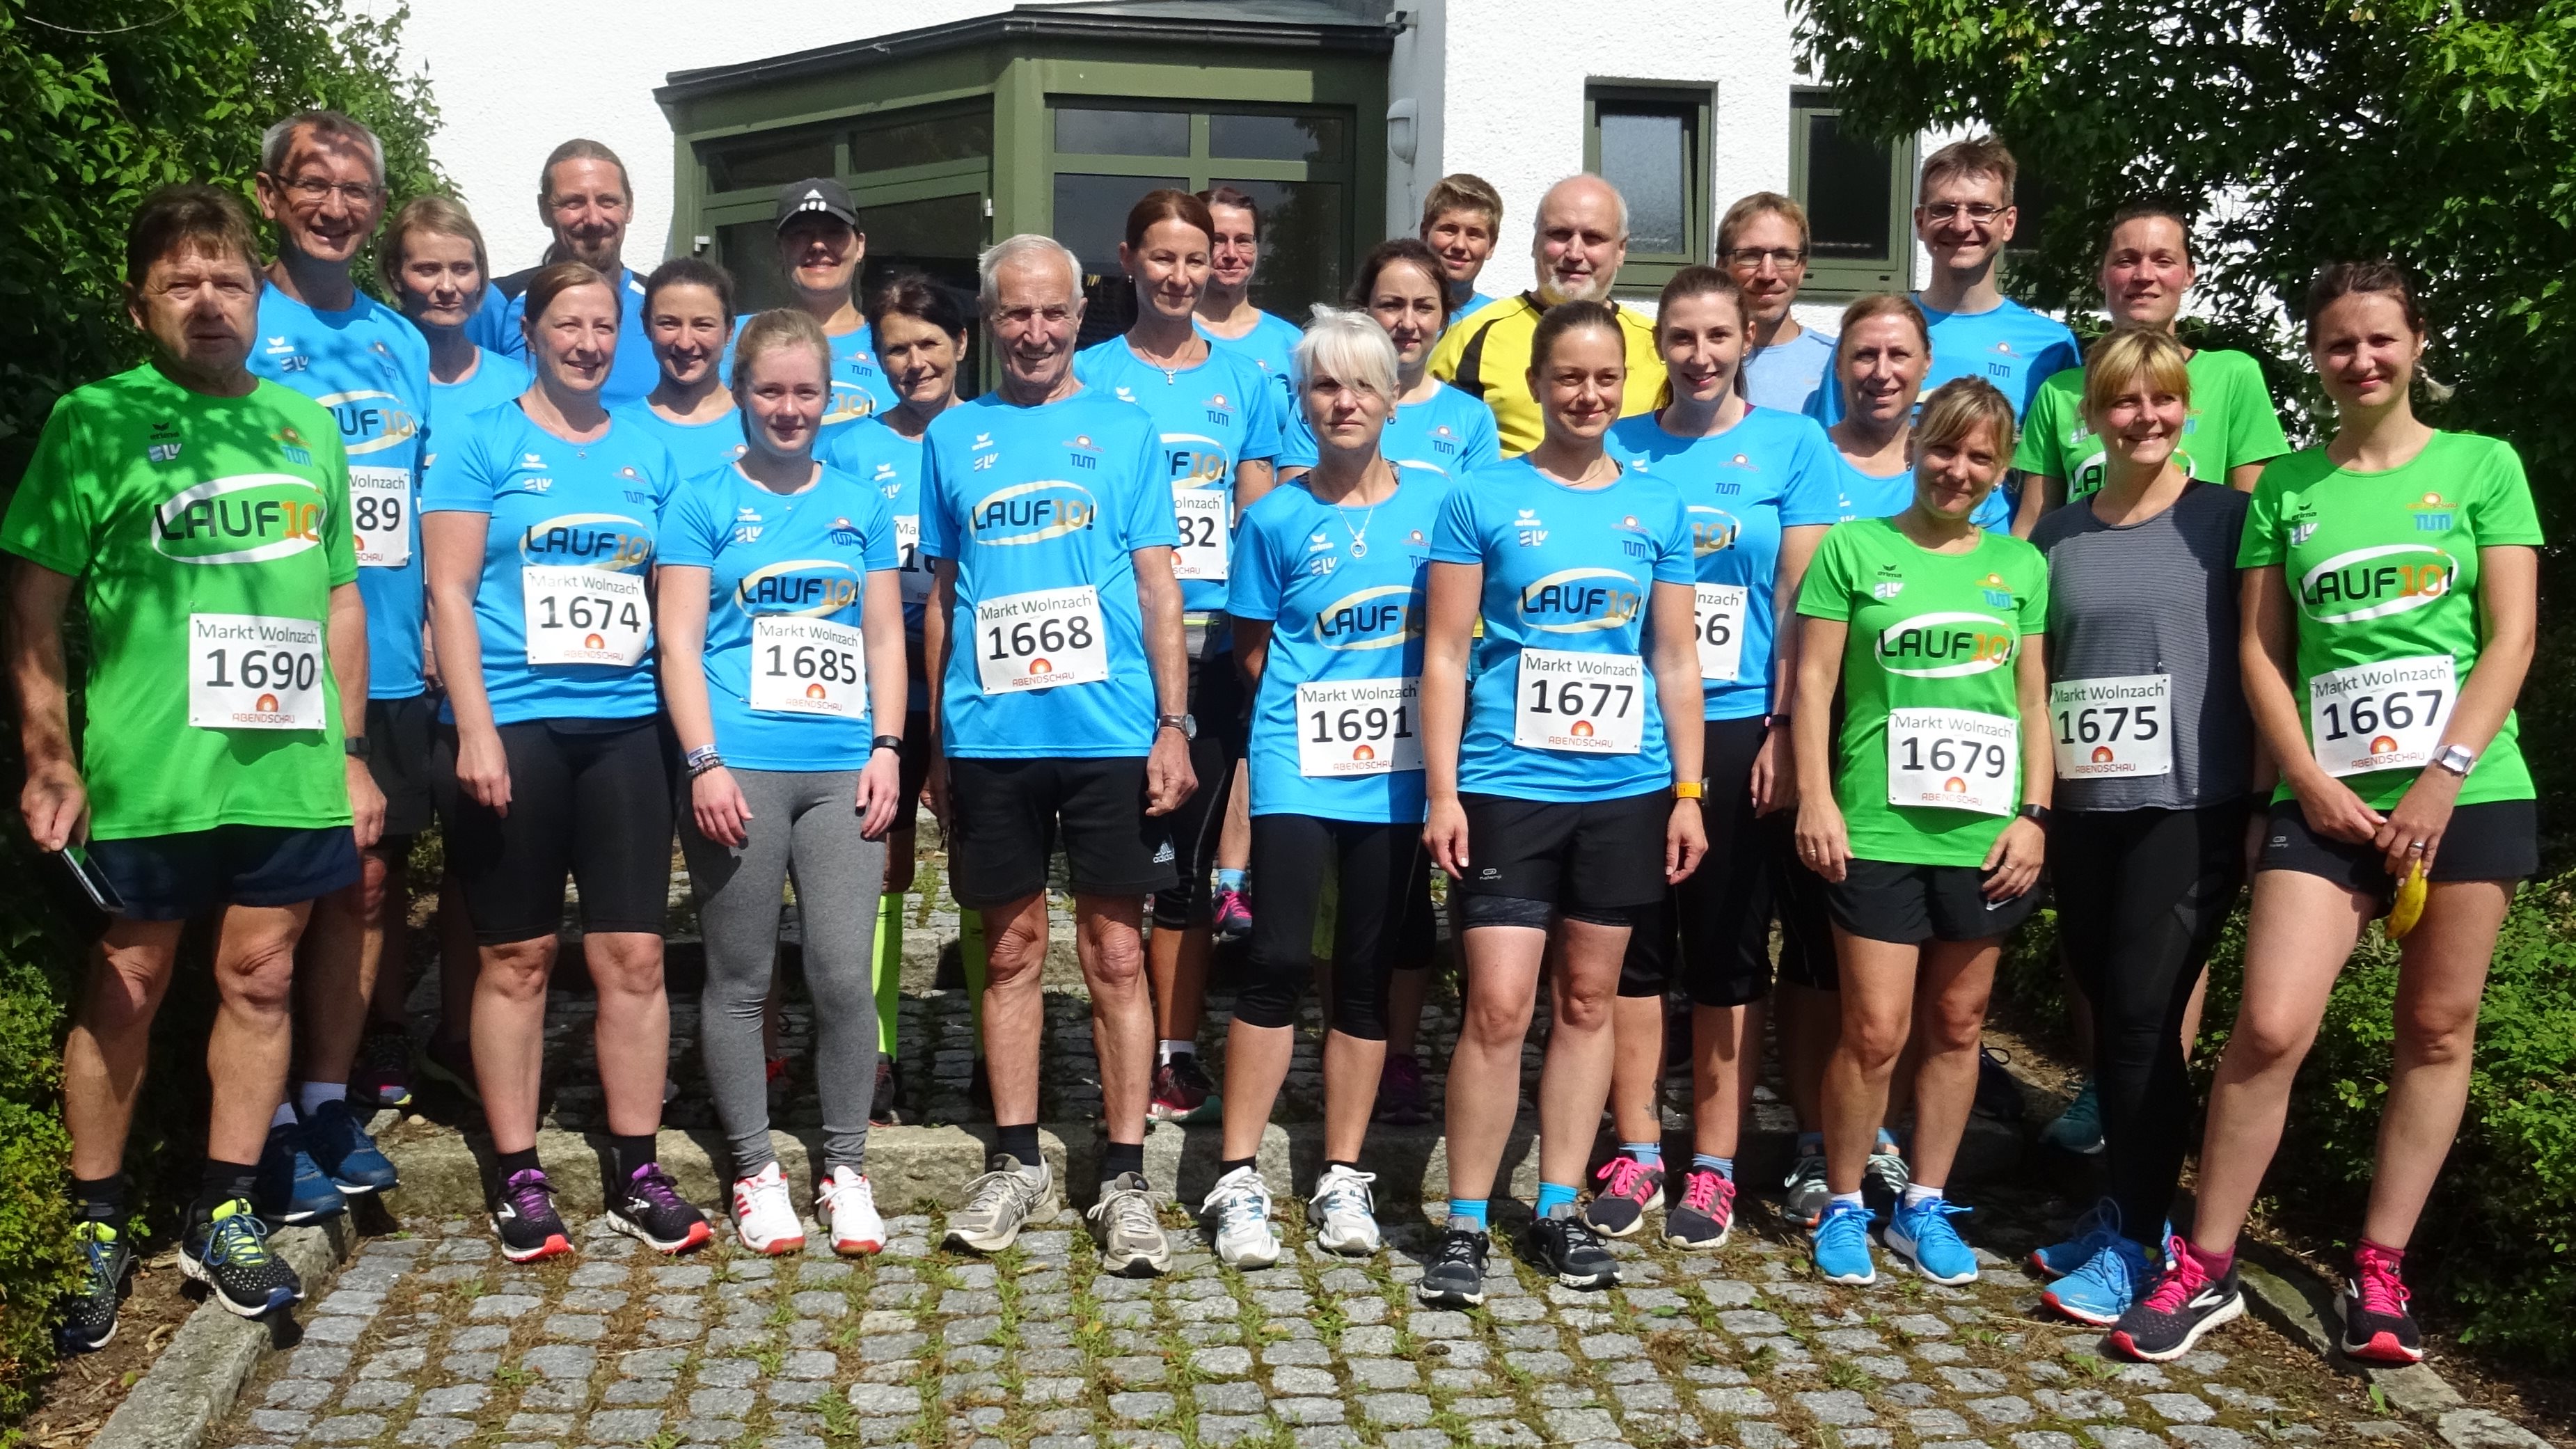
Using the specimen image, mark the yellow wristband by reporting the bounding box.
[1672,780,1705,800]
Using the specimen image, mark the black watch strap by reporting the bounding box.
[871,734,906,754]
[342,734,372,760]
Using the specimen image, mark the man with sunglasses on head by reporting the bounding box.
[1723,193,1836,416]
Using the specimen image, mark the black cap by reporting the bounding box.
[775,177,860,231]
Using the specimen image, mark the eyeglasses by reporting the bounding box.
[274,176,383,207]
[1919,202,2007,224]
[1722,246,1808,271]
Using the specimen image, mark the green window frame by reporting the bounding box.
[1789,90,1918,298]
[1582,84,1712,296]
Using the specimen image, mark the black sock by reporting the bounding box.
[496,1147,542,1181]
[72,1173,126,1224]
[1103,1140,1146,1182]
[994,1123,1043,1171]
[613,1134,658,1180]
[1219,1157,1258,1178]
[196,1159,258,1217]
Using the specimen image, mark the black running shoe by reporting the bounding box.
[1419,1226,1490,1306]
[58,1218,135,1352]
[2109,1235,2245,1362]
[2339,1243,2425,1364]
[182,1198,301,1318]
[491,1168,573,1263]
[1973,1045,2026,1121]
[1526,1212,1620,1290]
[607,1164,713,1254]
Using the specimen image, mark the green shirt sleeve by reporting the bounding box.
[2467,436,2544,547]
[2016,541,2048,636]
[0,393,100,578]
[2013,369,2079,478]
[314,413,359,588]
[1796,522,1858,621]
[2218,351,2291,473]
[2236,463,2289,568]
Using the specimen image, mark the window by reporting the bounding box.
[1583,85,1712,295]
[1790,92,1916,296]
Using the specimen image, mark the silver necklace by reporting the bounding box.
[1335,461,1393,557]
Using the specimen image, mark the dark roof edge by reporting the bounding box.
[657,9,1396,106]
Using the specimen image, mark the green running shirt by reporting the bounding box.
[2016,348,2291,502]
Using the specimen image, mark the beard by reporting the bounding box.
[1538,266,1616,306]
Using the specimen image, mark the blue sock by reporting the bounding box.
[1620,1141,1663,1169]
[1797,1131,1824,1155]
[1534,1181,1578,1219]
[1216,867,1247,893]
[1875,1128,1900,1151]
[1446,1197,1489,1232]
[1692,1154,1734,1180]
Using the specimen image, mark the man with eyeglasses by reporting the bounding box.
[1721,193,1838,415]
[244,107,423,1225]
[464,138,659,407]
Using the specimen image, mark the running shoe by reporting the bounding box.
[491,1168,572,1262]
[1212,885,1254,942]
[1307,1164,1381,1256]
[2044,1235,2153,1326]
[182,1198,301,1318]
[416,1033,481,1107]
[2339,1242,2425,1364]
[1664,1167,1735,1251]
[1419,1225,1490,1306]
[1089,1170,1173,1276]
[350,1025,413,1110]
[1780,1148,1831,1229]
[945,1156,1057,1253]
[1580,1155,1665,1239]
[870,1056,903,1126]
[2039,1078,2106,1155]
[1810,1198,1876,1285]
[1373,1052,1433,1127]
[816,1164,886,1256]
[607,1164,713,1254]
[1863,1139,1912,1213]
[1973,1046,2026,1121]
[255,1118,347,1225]
[57,1218,134,1352]
[2032,1197,2124,1278]
[2109,1236,2244,1362]
[1148,1054,1219,1123]
[1886,1196,1980,1284]
[729,1162,806,1256]
[302,1098,399,1196]
[1526,1212,1619,1290]
[1203,1165,1281,1268]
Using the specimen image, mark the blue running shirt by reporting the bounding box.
[1609,408,1842,720]
[659,461,898,771]
[1233,464,1453,823]
[251,287,434,699]
[823,420,938,713]
[1831,449,2012,532]
[1741,328,1837,416]
[917,389,1179,759]
[1277,379,1501,477]
[613,400,748,482]
[1072,338,1283,618]
[1197,309,1305,415]
[1807,295,2078,426]
[1430,459,1695,801]
[432,347,532,423]
[420,403,677,723]
[721,316,898,431]
[470,266,659,410]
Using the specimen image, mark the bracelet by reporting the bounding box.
[684,745,725,777]
[871,734,905,754]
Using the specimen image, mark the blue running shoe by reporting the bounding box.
[1886,1196,1980,1285]
[1810,1199,1876,1284]
[2031,1196,2122,1278]
[2044,1235,2154,1325]
[2040,1078,2106,1155]
[303,1098,400,1196]
[256,1119,347,1225]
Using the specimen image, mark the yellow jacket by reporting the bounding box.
[1427,293,1665,457]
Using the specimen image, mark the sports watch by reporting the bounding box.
[2433,743,2477,777]
[342,734,372,760]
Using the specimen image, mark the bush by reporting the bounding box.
[0,853,81,1423]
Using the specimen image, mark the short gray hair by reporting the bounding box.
[261,109,386,187]
[979,234,1082,311]
[1539,173,1629,239]
[1294,305,1400,407]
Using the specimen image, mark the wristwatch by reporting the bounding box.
[1762,712,1792,730]
[342,734,372,761]
[871,734,906,754]
[2433,743,2477,777]
[1672,780,1706,800]
[2018,802,2054,828]
[1157,713,1197,741]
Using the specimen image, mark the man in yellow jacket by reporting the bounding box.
[1429,173,1664,455]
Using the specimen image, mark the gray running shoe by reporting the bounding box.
[944,1156,1059,1253]
[1089,1171,1174,1276]
[1781,1150,1832,1228]
[1864,1143,1913,1212]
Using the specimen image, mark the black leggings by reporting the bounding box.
[1236,814,1432,1039]
[433,718,677,944]
[2052,801,2249,1240]
[1151,651,1247,930]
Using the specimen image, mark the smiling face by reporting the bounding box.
[739,341,829,461]
[645,281,730,390]
[1533,179,1627,306]
[1207,203,1259,294]
[1657,290,1749,408]
[1914,168,2015,278]
[874,310,965,411]
[255,124,384,268]
[2101,215,2195,329]
[1366,258,1447,372]
[1422,207,1496,290]
[988,251,1082,395]
[2088,365,2188,472]
[544,157,631,271]
[1911,418,2009,521]
[393,229,483,332]
[777,214,863,303]
[527,280,620,395]
[1838,312,1930,429]
[1530,321,1627,445]
[1724,209,1808,329]
[2310,290,2421,411]
[128,242,262,376]
[1121,216,1212,324]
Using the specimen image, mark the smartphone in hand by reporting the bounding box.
[57,844,125,915]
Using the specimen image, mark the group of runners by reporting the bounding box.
[11,112,2536,1381]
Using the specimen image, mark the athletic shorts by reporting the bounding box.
[1622,717,1780,1006]
[432,718,675,945]
[893,711,932,836]
[945,755,1177,909]
[1773,827,1841,991]
[1826,856,2044,946]
[88,824,360,921]
[1454,787,1671,926]
[365,693,442,840]
[2259,795,2537,896]
[1152,650,1247,928]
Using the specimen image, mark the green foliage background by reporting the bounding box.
[0,0,443,1420]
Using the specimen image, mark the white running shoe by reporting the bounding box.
[1091,1171,1174,1276]
[816,1165,885,1256]
[1307,1164,1381,1256]
[1201,1165,1281,1268]
[730,1162,806,1256]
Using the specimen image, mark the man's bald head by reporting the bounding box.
[1532,174,1629,305]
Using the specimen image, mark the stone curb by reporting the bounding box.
[92,1214,359,1449]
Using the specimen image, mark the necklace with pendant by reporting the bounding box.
[1338,461,1393,556]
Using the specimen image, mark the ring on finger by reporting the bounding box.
[2408,839,2429,853]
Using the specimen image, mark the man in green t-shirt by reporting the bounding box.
[6,185,381,1343]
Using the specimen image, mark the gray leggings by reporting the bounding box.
[681,767,886,1177]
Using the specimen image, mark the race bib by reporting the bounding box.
[523,565,649,667]
[349,466,411,569]
[2307,654,2455,777]
[893,514,937,610]
[1693,583,1748,683]
[1297,677,1423,777]
[2050,674,2171,779]
[1172,487,1229,581]
[189,613,326,731]
[750,616,867,717]
[1513,649,1645,755]
[1886,707,2017,815]
[975,585,1109,693]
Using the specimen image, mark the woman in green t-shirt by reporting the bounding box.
[1789,377,2052,1288]
[2112,263,2541,1367]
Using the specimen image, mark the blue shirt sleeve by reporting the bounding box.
[1278,411,1320,471]
[858,478,899,573]
[1242,365,1284,464]
[1650,486,1696,585]
[1973,486,2012,531]
[419,413,495,514]
[1459,402,1501,474]
[658,476,721,569]
[1430,478,1485,564]
[919,431,961,561]
[1230,498,1286,623]
[1121,421,1181,551]
[1780,421,1844,528]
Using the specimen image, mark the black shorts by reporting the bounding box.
[432,718,675,945]
[1622,717,1778,1007]
[1826,855,2043,946]
[1455,787,1671,926]
[89,824,360,921]
[1152,651,1248,928]
[945,755,1177,909]
[892,710,932,836]
[1774,828,1840,991]
[2258,795,2537,896]
[365,693,441,840]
